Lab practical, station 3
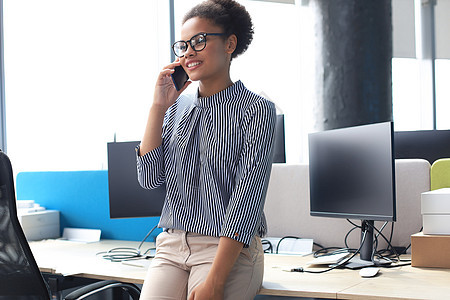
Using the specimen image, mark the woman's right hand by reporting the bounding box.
[140,61,190,156]
[153,61,191,111]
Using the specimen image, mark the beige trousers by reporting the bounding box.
[139,229,264,300]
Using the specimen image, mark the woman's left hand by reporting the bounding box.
[188,237,243,300]
[188,280,224,300]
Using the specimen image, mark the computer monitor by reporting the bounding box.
[394,129,450,164]
[308,121,396,265]
[107,141,166,218]
[273,114,286,163]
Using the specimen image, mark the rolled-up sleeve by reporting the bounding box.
[220,100,276,246]
[136,144,165,189]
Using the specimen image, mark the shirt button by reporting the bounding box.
[234,232,239,237]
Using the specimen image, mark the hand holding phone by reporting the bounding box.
[171,65,189,91]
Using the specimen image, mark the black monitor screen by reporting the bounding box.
[107,141,166,218]
[394,129,450,164]
[273,114,286,163]
[309,122,396,222]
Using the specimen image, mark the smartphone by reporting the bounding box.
[171,65,189,91]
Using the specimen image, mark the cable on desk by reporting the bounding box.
[401,226,422,257]
[344,219,393,264]
[365,222,412,265]
[97,224,158,262]
[366,221,400,263]
[261,239,273,253]
[290,220,414,273]
[310,221,361,259]
[371,221,389,263]
[293,230,369,274]
[347,220,416,264]
[261,236,325,255]
[313,247,354,258]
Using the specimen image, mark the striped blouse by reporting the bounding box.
[136,80,276,246]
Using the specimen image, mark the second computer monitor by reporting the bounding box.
[107,141,166,219]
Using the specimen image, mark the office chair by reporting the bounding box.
[431,158,450,190]
[0,150,141,299]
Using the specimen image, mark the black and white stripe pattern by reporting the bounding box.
[137,81,276,246]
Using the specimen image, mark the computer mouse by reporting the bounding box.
[359,267,380,278]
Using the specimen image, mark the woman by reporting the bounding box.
[137,1,276,299]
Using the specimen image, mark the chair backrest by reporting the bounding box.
[431,158,450,190]
[0,151,50,299]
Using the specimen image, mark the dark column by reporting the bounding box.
[313,0,393,131]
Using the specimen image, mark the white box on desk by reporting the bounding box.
[17,210,60,241]
[421,188,450,235]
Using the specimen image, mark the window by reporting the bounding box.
[4,0,170,174]
[434,0,450,130]
[435,59,450,130]
[3,0,445,174]
[392,58,421,131]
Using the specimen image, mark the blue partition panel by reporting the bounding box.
[16,170,162,241]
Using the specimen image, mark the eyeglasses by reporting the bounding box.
[172,32,225,58]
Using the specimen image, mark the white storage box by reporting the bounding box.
[17,210,60,241]
[421,188,450,235]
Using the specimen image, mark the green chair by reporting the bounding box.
[431,158,450,190]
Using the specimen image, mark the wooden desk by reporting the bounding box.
[30,239,152,284]
[261,254,366,299]
[338,266,450,299]
[31,240,450,299]
[261,254,450,299]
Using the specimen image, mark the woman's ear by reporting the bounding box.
[225,34,237,55]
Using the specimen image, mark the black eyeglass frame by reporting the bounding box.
[172,32,225,58]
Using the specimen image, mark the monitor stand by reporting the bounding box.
[344,257,374,269]
[344,220,376,269]
[344,256,392,269]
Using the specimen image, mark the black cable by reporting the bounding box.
[345,220,392,264]
[276,236,297,254]
[97,224,158,262]
[375,222,394,258]
[346,219,362,229]
[313,247,352,258]
[313,220,361,258]
[313,241,325,250]
[295,230,369,274]
[261,239,273,253]
[366,221,400,263]
[137,225,158,251]
[388,222,394,246]
[371,221,389,262]
[379,262,411,268]
[344,219,367,252]
[374,221,389,244]
[403,243,412,254]
[403,226,422,254]
[376,225,423,263]
[290,221,414,274]
[302,220,387,273]
[344,225,359,249]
